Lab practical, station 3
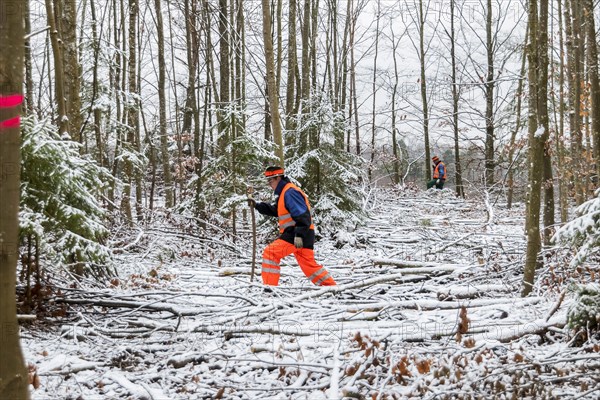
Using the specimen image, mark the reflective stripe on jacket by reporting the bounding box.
[433,162,446,180]
[277,183,315,233]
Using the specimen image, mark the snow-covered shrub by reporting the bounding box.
[20,116,112,270]
[567,284,600,333]
[287,143,366,235]
[553,188,600,267]
[284,93,367,235]
[182,132,275,222]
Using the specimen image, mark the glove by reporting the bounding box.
[247,198,256,207]
[294,236,303,249]
[436,179,440,184]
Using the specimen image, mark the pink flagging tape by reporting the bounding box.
[0,116,20,130]
[0,94,24,108]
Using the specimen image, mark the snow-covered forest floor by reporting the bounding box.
[21,187,600,399]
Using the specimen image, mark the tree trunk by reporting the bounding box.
[350,0,360,155]
[89,0,103,167]
[418,0,431,181]
[555,0,568,223]
[285,0,298,130]
[541,0,554,245]
[154,0,174,208]
[566,0,585,204]
[24,0,34,114]
[261,0,284,166]
[584,0,600,186]
[391,22,401,185]
[522,0,549,297]
[218,0,231,156]
[182,0,198,138]
[484,0,495,187]
[235,0,246,135]
[45,0,69,136]
[121,0,139,222]
[0,1,30,396]
[507,31,528,209]
[60,0,83,143]
[449,0,464,198]
[368,0,381,183]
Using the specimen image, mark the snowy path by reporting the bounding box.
[23,189,597,399]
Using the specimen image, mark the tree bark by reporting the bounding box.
[285,0,298,129]
[566,0,585,204]
[507,31,528,209]
[418,0,431,181]
[45,0,69,136]
[391,21,401,185]
[449,0,464,198]
[121,0,139,222]
[484,0,495,187]
[0,1,31,396]
[60,0,83,143]
[24,0,34,115]
[555,0,568,223]
[584,0,600,187]
[154,0,174,208]
[522,0,549,297]
[218,0,231,156]
[261,0,284,166]
[368,0,381,183]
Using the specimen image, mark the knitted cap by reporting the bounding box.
[432,156,440,163]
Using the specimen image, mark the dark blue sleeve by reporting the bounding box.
[439,164,445,179]
[255,202,277,217]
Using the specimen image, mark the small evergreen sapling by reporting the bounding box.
[553,188,600,267]
[20,116,112,275]
[554,189,600,334]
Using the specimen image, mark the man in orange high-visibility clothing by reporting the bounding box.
[427,155,446,189]
[249,166,336,287]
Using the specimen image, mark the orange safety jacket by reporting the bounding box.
[433,162,447,180]
[277,183,315,233]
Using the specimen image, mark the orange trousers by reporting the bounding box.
[261,239,336,286]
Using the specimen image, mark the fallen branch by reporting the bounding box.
[103,372,152,400]
[17,314,37,321]
[57,298,198,316]
[371,259,475,275]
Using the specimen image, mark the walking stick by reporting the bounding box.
[247,185,257,282]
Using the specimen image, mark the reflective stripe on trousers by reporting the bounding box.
[261,239,336,286]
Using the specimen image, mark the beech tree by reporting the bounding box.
[522,0,549,297]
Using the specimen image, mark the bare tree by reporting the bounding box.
[153,0,174,207]
[261,0,284,165]
[522,0,549,297]
[369,0,381,183]
[483,0,496,187]
[407,0,432,180]
[506,32,527,209]
[446,0,464,197]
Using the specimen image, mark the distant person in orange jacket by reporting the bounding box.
[427,156,446,189]
[248,166,336,287]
